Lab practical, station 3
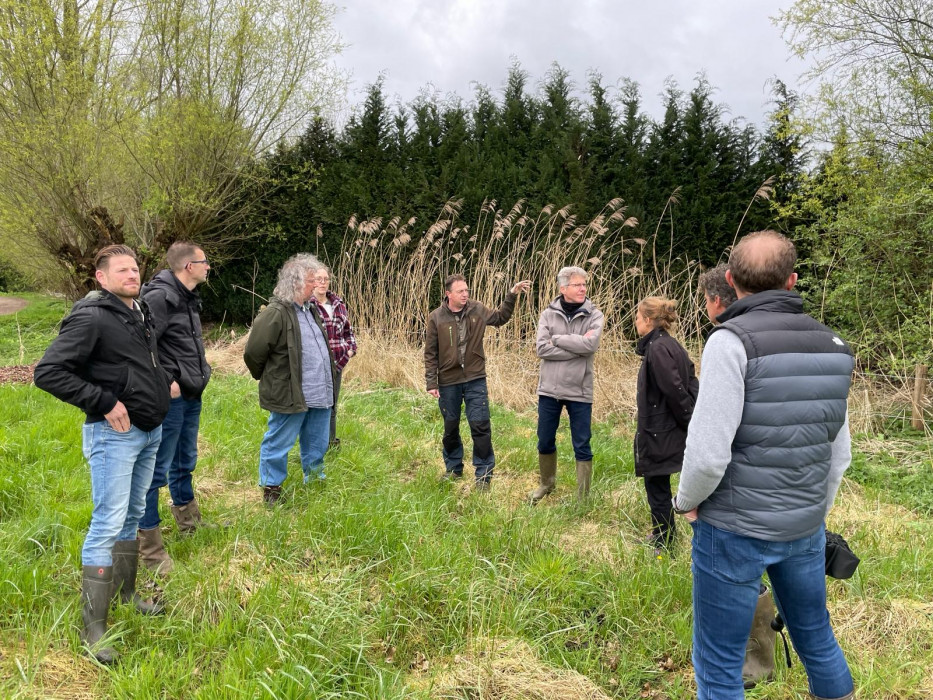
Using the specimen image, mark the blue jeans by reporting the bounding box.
[438,378,494,480]
[536,395,593,461]
[691,520,853,699]
[259,408,331,486]
[139,397,202,530]
[81,422,162,566]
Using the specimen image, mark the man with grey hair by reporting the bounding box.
[698,263,737,325]
[531,266,604,502]
[244,254,336,504]
[424,273,530,491]
[674,231,854,699]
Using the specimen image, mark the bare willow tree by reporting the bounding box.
[0,0,343,296]
[776,0,933,146]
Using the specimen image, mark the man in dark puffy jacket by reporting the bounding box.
[674,231,855,700]
[137,241,213,575]
[424,273,530,491]
[34,245,171,664]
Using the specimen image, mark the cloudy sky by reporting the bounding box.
[331,0,809,128]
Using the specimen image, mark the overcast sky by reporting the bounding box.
[331,0,809,129]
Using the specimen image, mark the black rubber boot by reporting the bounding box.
[81,565,117,664]
[112,539,164,615]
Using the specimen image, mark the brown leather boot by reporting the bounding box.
[111,540,164,616]
[530,452,557,504]
[575,460,592,499]
[263,485,283,505]
[81,565,117,664]
[743,584,776,688]
[171,499,203,534]
[137,527,174,576]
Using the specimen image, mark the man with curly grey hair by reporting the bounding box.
[531,265,604,503]
[244,254,336,504]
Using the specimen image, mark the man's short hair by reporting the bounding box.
[165,241,202,272]
[273,253,321,303]
[698,264,737,307]
[728,230,797,294]
[94,245,137,271]
[557,266,587,287]
[444,274,466,292]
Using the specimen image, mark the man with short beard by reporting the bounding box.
[424,274,530,491]
[35,245,171,664]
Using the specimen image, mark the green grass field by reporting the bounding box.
[1,294,931,699]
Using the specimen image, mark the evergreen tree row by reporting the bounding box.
[204,63,803,321]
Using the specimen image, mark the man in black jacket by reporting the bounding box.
[34,245,171,664]
[137,241,213,574]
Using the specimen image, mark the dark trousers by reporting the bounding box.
[329,370,343,443]
[644,474,676,546]
[437,377,494,481]
[139,396,202,530]
[536,395,593,461]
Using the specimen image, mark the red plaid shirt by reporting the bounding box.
[312,292,357,371]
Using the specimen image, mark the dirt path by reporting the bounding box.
[0,296,28,315]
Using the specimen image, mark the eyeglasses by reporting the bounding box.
[187,259,209,266]
[315,277,330,283]
[565,282,587,289]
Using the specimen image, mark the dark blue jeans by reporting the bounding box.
[536,395,593,461]
[139,396,202,530]
[691,520,853,698]
[438,378,494,481]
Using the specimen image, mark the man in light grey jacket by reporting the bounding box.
[531,266,604,502]
[673,231,854,700]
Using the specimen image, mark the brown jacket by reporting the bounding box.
[424,293,518,390]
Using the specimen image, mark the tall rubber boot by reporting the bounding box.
[530,452,557,504]
[575,460,592,499]
[112,540,165,615]
[137,526,174,576]
[81,565,117,664]
[743,584,776,688]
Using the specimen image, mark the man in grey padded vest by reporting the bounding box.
[673,231,855,700]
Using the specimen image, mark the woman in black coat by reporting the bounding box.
[634,297,699,553]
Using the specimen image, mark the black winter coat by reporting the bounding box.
[34,290,171,431]
[142,270,211,399]
[634,328,699,477]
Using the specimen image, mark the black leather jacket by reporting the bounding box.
[34,290,171,431]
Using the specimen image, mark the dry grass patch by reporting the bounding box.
[0,641,98,700]
[205,335,250,376]
[192,538,267,610]
[828,480,929,551]
[832,598,933,696]
[557,521,619,565]
[413,637,612,700]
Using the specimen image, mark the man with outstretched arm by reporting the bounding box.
[424,274,530,491]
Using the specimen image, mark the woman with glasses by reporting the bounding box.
[309,264,357,448]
